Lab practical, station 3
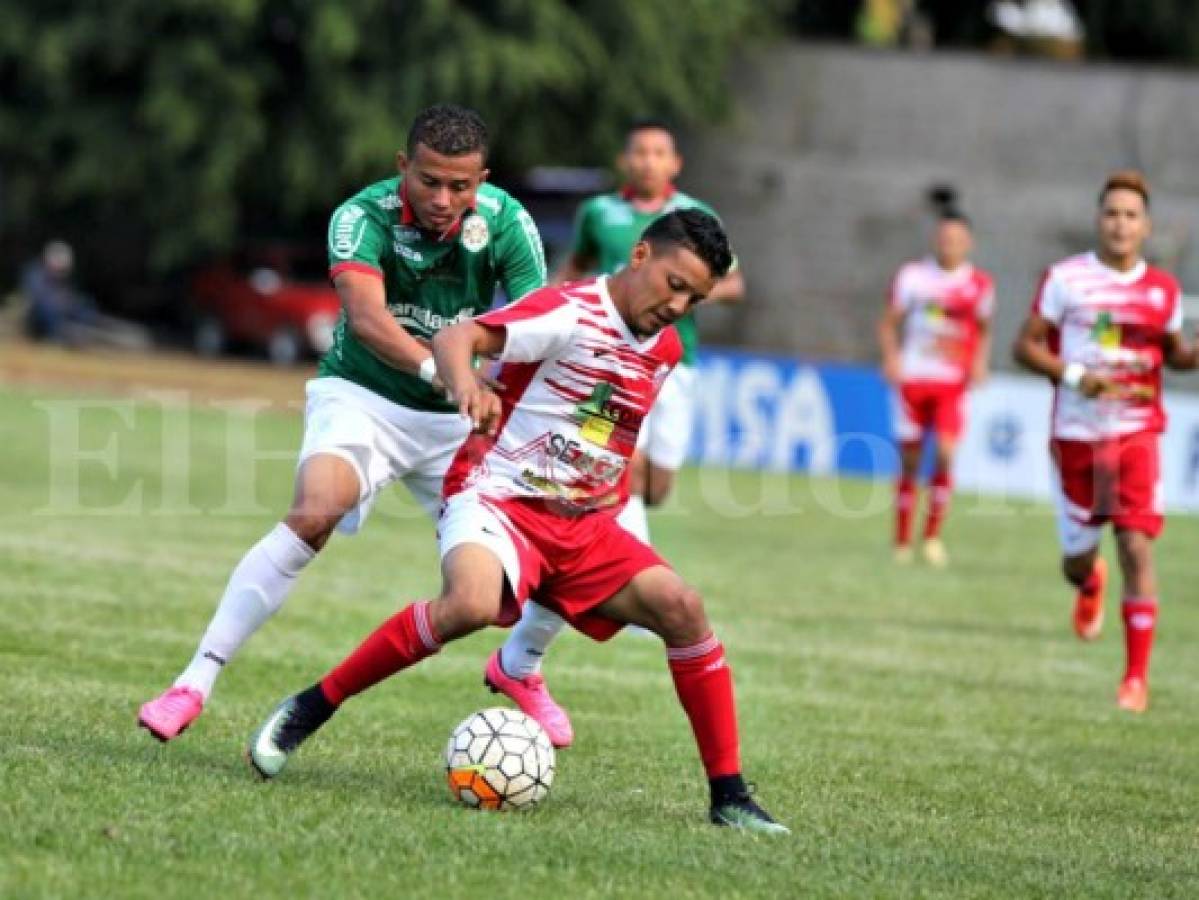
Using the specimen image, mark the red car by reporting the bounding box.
[190,244,341,365]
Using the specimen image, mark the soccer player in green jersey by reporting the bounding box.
[481,119,743,748]
[139,104,547,741]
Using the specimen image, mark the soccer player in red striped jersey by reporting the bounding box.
[244,210,787,834]
[1014,170,1198,713]
[878,210,995,567]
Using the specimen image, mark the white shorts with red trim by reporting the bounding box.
[298,377,469,533]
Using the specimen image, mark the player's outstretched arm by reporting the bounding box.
[432,321,507,434]
[335,270,436,377]
[971,318,991,386]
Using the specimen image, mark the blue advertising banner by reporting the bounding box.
[691,348,897,477]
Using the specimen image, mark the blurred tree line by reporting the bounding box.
[4,0,1199,319]
[0,0,769,315]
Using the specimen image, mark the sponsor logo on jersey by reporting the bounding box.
[393,225,422,244]
[330,204,369,259]
[386,302,473,334]
[460,214,490,253]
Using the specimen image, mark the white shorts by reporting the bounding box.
[436,492,522,600]
[298,377,470,534]
[1050,460,1102,557]
[636,363,697,470]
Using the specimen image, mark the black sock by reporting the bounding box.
[709,773,748,805]
[296,682,337,721]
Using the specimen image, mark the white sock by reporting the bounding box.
[616,494,651,544]
[175,523,315,699]
[500,602,567,677]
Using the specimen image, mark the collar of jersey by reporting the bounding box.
[398,180,468,243]
[594,274,666,354]
[619,183,677,211]
[923,256,974,280]
[1086,251,1147,285]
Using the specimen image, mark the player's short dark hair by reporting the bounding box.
[407,104,489,160]
[1100,169,1150,210]
[939,208,972,229]
[625,117,678,148]
[642,209,733,279]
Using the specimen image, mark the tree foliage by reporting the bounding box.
[0,0,768,284]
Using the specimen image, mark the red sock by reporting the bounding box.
[320,601,441,706]
[896,475,916,546]
[923,468,953,540]
[1121,597,1158,682]
[667,634,740,778]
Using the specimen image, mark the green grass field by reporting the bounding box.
[2,385,1198,898]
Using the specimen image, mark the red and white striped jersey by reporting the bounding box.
[890,258,994,385]
[1034,252,1183,440]
[443,276,681,513]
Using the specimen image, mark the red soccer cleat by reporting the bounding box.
[1117,677,1149,714]
[483,651,573,748]
[1073,557,1107,641]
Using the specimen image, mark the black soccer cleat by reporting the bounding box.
[245,684,335,780]
[710,782,790,835]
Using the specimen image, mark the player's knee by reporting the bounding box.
[434,587,499,640]
[652,583,707,641]
[643,467,675,507]
[283,511,337,552]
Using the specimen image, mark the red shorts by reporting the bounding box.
[1051,431,1163,537]
[438,493,667,641]
[896,382,967,443]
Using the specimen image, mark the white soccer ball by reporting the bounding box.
[444,707,556,810]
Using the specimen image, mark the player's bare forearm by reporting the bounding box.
[550,254,593,286]
[971,325,991,385]
[432,322,506,432]
[335,271,431,374]
[877,307,903,383]
[1012,315,1065,381]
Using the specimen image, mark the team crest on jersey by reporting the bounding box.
[460,214,490,253]
[574,380,636,448]
[1092,311,1122,349]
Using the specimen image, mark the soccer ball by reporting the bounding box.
[445,707,555,810]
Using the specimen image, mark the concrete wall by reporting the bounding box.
[683,43,1199,375]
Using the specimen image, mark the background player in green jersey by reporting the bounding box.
[480,119,744,746]
[139,105,547,742]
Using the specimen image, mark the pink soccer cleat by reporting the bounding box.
[138,686,204,742]
[483,651,574,748]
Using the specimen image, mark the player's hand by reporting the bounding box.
[454,382,502,435]
[473,371,506,393]
[1079,372,1114,399]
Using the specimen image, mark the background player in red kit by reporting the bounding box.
[1014,170,1197,713]
[878,210,995,567]
[244,210,787,834]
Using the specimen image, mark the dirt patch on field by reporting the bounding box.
[0,339,312,412]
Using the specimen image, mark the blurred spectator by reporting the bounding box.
[856,0,932,50]
[989,0,1083,59]
[20,240,148,349]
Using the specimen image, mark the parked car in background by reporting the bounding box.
[190,244,340,365]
